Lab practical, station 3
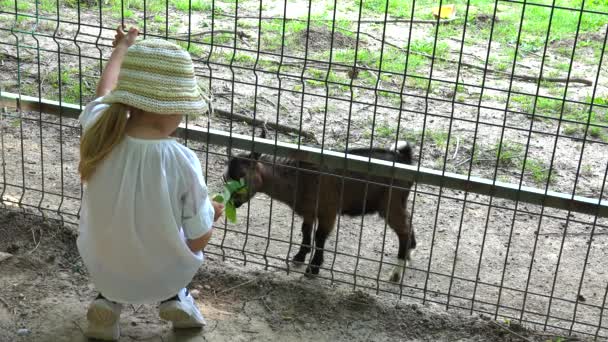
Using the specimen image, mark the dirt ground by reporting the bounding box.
[0,115,606,341]
[1,1,608,341]
[0,209,550,342]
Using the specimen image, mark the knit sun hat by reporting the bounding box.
[102,38,207,116]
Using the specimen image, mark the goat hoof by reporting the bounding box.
[305,265,320,275]
[292,252,306,264]
[389,273,401,283]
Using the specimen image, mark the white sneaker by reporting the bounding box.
[85,297,122,341]
[158,288,206,329]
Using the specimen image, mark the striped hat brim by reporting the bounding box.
[100,38,208,117]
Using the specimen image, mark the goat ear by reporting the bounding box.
[249,151,261,160]
[259,121,269,139]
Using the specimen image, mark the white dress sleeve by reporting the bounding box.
[79,97,110,132]
[181,155,215,240]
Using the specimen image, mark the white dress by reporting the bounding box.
[77,97,215,304]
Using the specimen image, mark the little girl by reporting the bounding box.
[77,26,223,340]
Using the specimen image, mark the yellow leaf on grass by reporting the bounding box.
[432,4,456,19]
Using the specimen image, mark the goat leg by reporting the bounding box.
[292,220,313,264]
[385,201,415,283]
[306,216,334,275]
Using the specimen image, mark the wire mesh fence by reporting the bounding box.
[1,0,608,339]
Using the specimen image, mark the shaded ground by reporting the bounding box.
[0,209,550,342]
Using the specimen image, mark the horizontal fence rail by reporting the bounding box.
[2,91,607,217]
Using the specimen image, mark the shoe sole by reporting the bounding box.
[84,327,120,341]
[159,305,206,329]
[87,303,119,326]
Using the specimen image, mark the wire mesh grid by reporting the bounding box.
[1,0,608,339]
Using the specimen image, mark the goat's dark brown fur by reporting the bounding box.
[224,142,416,282]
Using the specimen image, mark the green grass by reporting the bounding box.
[38,69,94,104]
[563,125,580,135]
[471,2,607,47]
[409,39,450,58]
[582,164,594,177]
[1,0,31,11]
[258,19,310,52]
[40,0,57,12]
[377,90,401,106]
[407,77,432,92]
[177,41,204,56]
[173,0,212,11]
[375,124,396,139]
[495,141,523,167]
[354,0,606,48]
[101,0,215,16]
[329,47,425,75]
[524,158,551,184]
[427,130,449,149]
[356,0,416,18]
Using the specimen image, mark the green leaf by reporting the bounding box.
[239,178,246,186]
[212,194,224,203]
[236,187,248,195]
[226,180,244,193]
[223,188,232,202]
[225,201,237,223]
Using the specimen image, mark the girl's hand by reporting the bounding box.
[112,26,139,49]
[212,201,224,222]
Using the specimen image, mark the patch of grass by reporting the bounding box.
[511,95,564,117]
[357,0,416,18]
[328,72,350,91]
[305,79,325,87]
[536,97,563,116]
[495,141,523,167]
[40,0,57,12]
[330,47,425,75]
[524,159,550,184]
[232,52,255,65]
[582,164,594,177]
[172,0,212,12]
[257,59,279,72]
[375,124,396,139]
[377,90,401,106]
[564,110,601,125]
[589,126,602,138]
[307,68,326,80]
[185,43,204,56]
[409,39,450,58]
[563,124,580,135]
[201,32,233,45]
[555,61,571,72]
[511,95,534,113]
[426,130,449,149]
[407,77,432,92]
[1,0,31,10]
[466,0,607,54]
[402,130,423,145]
[261,18,308,36]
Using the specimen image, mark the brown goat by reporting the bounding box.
[224,142,416,282]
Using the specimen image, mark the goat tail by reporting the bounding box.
[391,141,414,165]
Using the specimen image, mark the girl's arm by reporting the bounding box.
[186,229,213,253]
[96,26,139,97]
[186,201,223,253]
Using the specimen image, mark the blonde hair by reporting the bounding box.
[79,103,128,181]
